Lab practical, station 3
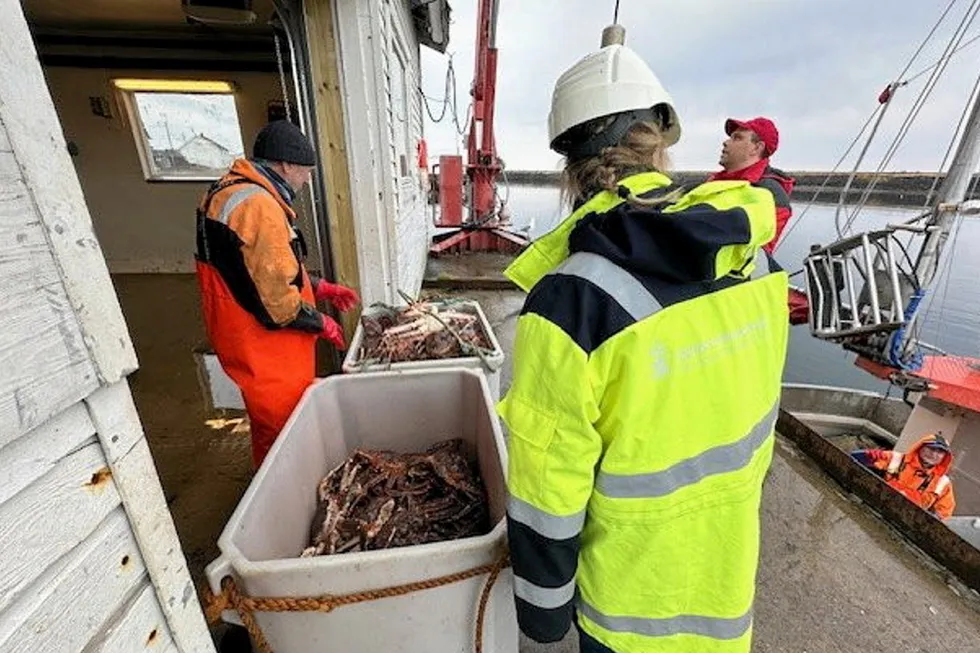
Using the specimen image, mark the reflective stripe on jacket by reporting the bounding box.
[195,158,322,332]
[499,171,789,652]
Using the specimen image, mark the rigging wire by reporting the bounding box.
[420,55,454,123]
[775,0,969,251]
[841,0,980,233]
[895,0,962,81]
[775,104,883,250]
[880,7,980,314]
[833,90,898,239]
[768,2,980,367]
[911,213,965,347]
[419,54,472,137]
[878,58,980,286]
[841,3,978,233]
[916,154,980,339]
[905,30,980,85]
[883,21,980,242]
[613,0,621,24]
[921,43,980,208]
[889,57,980,356]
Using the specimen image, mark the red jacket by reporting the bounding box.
[709,159,795,253]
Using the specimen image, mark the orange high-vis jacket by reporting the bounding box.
[867,434,956,519]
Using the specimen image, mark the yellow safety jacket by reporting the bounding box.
[498,171,789,652]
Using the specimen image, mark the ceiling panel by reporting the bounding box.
[23,0,277,32]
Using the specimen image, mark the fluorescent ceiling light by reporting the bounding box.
[112,79,235,94]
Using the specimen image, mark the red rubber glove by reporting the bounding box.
[318,313,346,350]
[314,279,360,312]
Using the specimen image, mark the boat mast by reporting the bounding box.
[894,81,980,358]
[914,89,980,287]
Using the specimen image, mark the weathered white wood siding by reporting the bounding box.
[332,0,396,305]
[383,0,431,299]
[333,0,431,306]
[0,2,215,651]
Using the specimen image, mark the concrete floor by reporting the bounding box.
[111,276,980,652]
[112,274,254,586]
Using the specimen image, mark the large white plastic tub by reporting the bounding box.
[205,368,517,653]
[341,299,505,401]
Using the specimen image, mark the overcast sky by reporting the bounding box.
[419,0,980,172]
[138,93,244,155]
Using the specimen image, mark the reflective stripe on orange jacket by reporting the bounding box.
[195,159,320,467]
[866,434,956,519]
[196,159,323,331]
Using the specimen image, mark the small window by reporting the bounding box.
[114,79,245,181]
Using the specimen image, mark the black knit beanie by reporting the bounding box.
[252,120,317,166]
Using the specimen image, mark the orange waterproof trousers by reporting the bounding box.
[197,260,317,468]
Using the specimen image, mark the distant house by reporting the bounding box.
[177,133,236,171]
[150,148,188,170]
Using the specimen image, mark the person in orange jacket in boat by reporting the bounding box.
[195,120,360,468]
[709,117,809,324]
[852,433,957,520]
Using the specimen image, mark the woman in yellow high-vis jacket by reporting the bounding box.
[498,34,790,653]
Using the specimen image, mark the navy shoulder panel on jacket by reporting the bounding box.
[521,252,662,354]
[753,177,791,210]
[521,249,782,352]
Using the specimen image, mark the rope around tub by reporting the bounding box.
[203,552,511,653]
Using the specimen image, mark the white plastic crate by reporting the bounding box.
[205,368,517,653]
[341,299,505,401]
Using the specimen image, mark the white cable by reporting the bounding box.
[842,0,980,232]
[776,0,965,251]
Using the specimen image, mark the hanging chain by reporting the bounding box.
[273,30,292,123]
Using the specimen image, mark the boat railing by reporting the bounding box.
[803,227,919,341]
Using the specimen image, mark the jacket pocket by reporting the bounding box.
[499,395,558,451]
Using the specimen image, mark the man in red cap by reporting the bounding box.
[710,118,808,324]
[710,117,796,253]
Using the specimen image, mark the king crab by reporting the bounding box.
[301,439,490,557]
[358,298,491,365]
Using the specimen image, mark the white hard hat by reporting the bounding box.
[548,44,680,159]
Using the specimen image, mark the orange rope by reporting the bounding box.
[204,552,511,653]
[474,554,510,653]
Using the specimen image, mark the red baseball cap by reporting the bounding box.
[725,117,779,156]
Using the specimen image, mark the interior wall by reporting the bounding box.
[41,66,320,274]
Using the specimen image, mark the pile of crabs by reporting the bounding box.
[356,297,493,365]
[302,439,489,557]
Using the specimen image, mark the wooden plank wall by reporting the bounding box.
[0,2,215,651]
[327,0,432,309]
[303,0,362,338]
[385,0,431,298]
[0,123,99,441]
[330,0,398,307]
[0,343,186,653]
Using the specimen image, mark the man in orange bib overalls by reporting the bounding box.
[195,120,359,467]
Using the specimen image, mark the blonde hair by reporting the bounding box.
[560,120,677,210]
